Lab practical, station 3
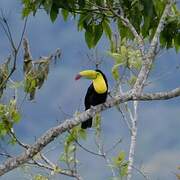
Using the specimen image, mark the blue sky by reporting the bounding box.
[0,1,180,180]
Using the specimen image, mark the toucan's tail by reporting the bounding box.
[81,118,92,129]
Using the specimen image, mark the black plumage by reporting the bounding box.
[81,70,108,129]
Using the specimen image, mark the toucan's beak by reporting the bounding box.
[75,70,97,80]
[75,74,82,80]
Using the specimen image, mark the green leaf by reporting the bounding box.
[128,58,142,70]
[93,113,101,136]
[12,111,21,123]
[33,174,48,180]
[61,9,69,21]
[50,3,59,22]
[8,136,17,145]
[79,128,87,140]
[107,51,126,64]
[120,162,128,177]
[93,24,103,47]
[152,0,165,17]
[0,128,7,137]
[174,33,180,52]
[69,144,76,153]
[85,24,103,48]
[102,20,112,40]
[117,20,133,40]
[113,151,126,166]
[22,7,32,18]
[128,75,137,86]
[78,0,85,8]
[78,14,92,31]
[112,63,121,81]
[85,27,93,48]
[9,81,23,89]
[59,153,66,162]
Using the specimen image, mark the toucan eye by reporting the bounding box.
[96,72,100,76]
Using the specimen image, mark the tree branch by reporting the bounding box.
[0,17,28,89]
[109,7,145,55]
[127,101,138,180]
[126,1,174,179]
[0,86,180,176]
[133,0,174,94]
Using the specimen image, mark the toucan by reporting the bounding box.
[75,69,108,129]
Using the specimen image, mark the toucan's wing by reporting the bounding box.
[84,83,94,110]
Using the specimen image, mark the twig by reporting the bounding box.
[98,143,116,177]
[39,153,55,168]
[132,165,150,180]
[0,11,16,50]
[32,159,82,179]
[106,138,123,154]
[0,16,28,89]
[0,152,12,158]
[17,17,28,52]
[8,129,29,149]
[116,105,132,134]
[68,130,104,157]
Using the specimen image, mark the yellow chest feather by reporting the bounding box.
[93,75,107,94]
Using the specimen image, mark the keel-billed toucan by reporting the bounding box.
[75,69,108,129]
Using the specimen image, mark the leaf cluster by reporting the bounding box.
[59,124,86,169]
[24,58,50,100]
[108,39,142,86]
[160,5,180,52]
[22,0,180,51]
[23,38,61,100]
[33,174,49,180]
[112,151,128,178]
[0,58,10,98]
[0,99,21,137]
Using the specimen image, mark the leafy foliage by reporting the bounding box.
[93,113,101,136]
[160,5,180,51]
[108,37,142,86]
[59,124,86,169]
[22,0,180,51]
[24,59,50,100]
[112,151,129,178]
[33,174,49,180]
[23,38,61,100]
[176,166,180,180]
[0,99,21,137]
[0,57,10,98]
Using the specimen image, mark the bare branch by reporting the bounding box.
[74,139,104,157]
[0,13,16,51]
[132,165,150,180]
[32,160,82,180]
[8,129,29,149]
[17,17,28,52]
[0,17,28,89]
[0,152,12,158]
[116,105,132,133]
[105,138,123,154]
